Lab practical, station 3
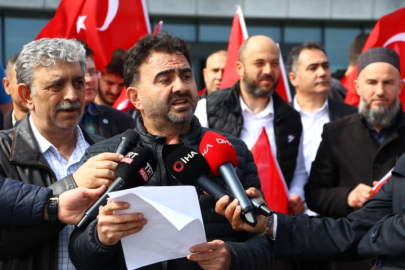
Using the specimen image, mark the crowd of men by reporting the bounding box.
[0,30,404,270]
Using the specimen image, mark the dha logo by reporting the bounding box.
[201,144,212,156]
[216,138,232,145]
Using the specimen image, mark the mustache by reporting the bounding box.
[56,101,81,111]
[168,93,192,103]
[259,75,274,81]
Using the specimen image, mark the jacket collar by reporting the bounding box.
[135,116,203,149]
[10,113,98,166]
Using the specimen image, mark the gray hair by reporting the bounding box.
[16,38,86,94]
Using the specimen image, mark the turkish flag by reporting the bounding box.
[36,0,151,72]
[113,20,164,112]
[251,127,289,214]
[371,169,393,196]
[219,7,291,103]
[219,6,248,90]
[344,7,405,108]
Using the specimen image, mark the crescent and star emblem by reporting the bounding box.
[76,0,119,34]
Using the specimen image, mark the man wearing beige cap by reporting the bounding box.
[216,47,405,270]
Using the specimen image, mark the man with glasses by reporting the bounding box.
[79,42,135,138]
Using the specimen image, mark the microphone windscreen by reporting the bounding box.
[165,145,210,185]
[199,131,238,175]
[115,147,157,186]
[121,129,140,145]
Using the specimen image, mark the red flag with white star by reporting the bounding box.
[251,127,289,214]
[343,7,405,108]
[36,0,151,72]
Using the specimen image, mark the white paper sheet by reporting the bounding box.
[108,186,207,270]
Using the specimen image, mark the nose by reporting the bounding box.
[172,76,188,94]
[375,83,385,96]
[262,63,272,75]
[110,85,122,95]
[63,83,79,102]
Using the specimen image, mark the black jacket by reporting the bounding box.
[80,102,136,138]
[0,115,102,270]
[70,116,273,270]
[272,151,405,270]
[205,81,302,186]
[0,177,52,225]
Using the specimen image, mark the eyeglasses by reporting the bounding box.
[85,70,101,79]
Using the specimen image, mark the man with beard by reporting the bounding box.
[195,35,307,215]
[216,47,405,270]
[69,32,272,270]
[0,38,124,270]
[304,46,405,224]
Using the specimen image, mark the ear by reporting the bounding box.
[18,83,34,110]
[289,72,298,88]
[127,86,142,110]
[2,78,11,95]
[354,79,361,96]
[236,61,244,78]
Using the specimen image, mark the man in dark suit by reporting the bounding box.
[287,41,357,177]
[80,43,136,138]
[215,47,405,270]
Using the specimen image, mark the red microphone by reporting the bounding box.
[200,131,257,226]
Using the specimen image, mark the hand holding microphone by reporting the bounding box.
[199,131,260,226]
[77,147,157,229]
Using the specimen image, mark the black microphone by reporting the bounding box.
[199,131,257,226]
[165,145,272,218]
[77,147,157,229]
[115,129,140,155]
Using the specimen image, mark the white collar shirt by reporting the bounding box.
[293,96,330,174]
[29,115,89,270]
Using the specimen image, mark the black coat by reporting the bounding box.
[0,177,52,225]
[305,111,405,218]
[271,152,405,269]
[69,116,273,270]
[0,114,102,270]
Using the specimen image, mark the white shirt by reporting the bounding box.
[195,97,308,199]
[30,116,89,270]
[293,96,330,174]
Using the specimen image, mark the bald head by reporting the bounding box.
[239,35,279,64]
[236,35,280,98]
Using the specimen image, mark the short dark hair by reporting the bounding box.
[123,31,191,88]
[5,53,20,77]
[105,48,126,77]
[286,41,327,73]
[78,40,94,59]
[349,33,369,66]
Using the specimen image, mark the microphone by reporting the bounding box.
[165,145,272,217]
[115,129,140,155]
[199,131,257,226]
[77,147,157,229]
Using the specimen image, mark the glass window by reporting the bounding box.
[247,24,282,42]
[4,14,51,61]
[324,24,363,72]
[284,22,322,44]
[199,23,231,42]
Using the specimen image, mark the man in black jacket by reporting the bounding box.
[195,35,307,215]
[0,38,123,269]
[0,177,106,226]
[216,47,405,270]
[69,32,272,270]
